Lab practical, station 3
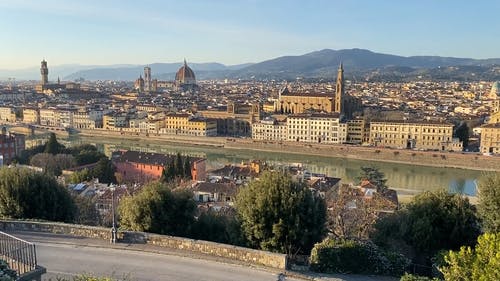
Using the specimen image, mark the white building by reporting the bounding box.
[286,113,346,144]
[251,117,287,141]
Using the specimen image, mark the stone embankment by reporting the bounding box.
[78,129,500,171]
[0,220,287,270]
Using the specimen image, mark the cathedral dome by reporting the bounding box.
[175,59,196,85]
[488,81,500,99]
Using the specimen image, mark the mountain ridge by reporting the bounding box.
[2,48,500,81]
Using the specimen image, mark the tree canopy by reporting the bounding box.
[453,122,469,149]
[236,171,326,255]
[118,182,196,236]
[371,190,480,263]
[44,133,65,154]
[477,172,500,232]
[0,167,75,222]
[357,166,388,192]
[439,232,500,280]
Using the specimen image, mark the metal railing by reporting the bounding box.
[0,231,38,276]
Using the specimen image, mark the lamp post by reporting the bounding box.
[110,186,117,244]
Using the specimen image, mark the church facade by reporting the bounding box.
[274,64,361,119]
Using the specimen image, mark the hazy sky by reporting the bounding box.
[1,0,499,69]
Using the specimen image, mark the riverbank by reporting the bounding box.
[76,129,500,172]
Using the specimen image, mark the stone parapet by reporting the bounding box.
[0,220,287,270]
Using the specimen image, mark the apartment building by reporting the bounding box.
[0,106,16,122]
[369,121,462,151]
[23,108,40,124]
[252,117,287,141]
[73,109,104,129]
[480,123,500,154]
[286,113,347,144]
[39,108,60,127]
[346,118,369,145]
[161,113,217,136]
[103,113,127,130]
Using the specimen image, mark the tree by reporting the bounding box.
[326,185,396,239]
[190,208,243,245]
[477,172,500,232]
[175,153,183,176]
[439,233,500,281]
[68,168,93,184]
[454,122,469,149]
[73,195,100,226]
[372,190,480,264]
[118,182,196,236]
[91,158,116,184]
[44,133,64,154]
[236,171,326,255]
[357,166,388,193]
[183,157,192,179]
[0,167,75,222]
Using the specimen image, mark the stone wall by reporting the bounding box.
[122,231,287,269]
[0,220,287,270]
[0,220,118,241]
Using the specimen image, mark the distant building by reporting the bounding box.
[175,59,197,91]
[144,66,152,92]
[40,59,48,85]
[287,112,347,144]
[112,150,206,183]
[0,127,25,164]
[251,117,287,141]
[369,120,462,151]
[161,113,217,136]
[134,75,145,93]
[274,64,362,119]
[480,123,500,154]
[199,102,262,137]
[487,81,500,100]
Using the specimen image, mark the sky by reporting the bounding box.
[1,0,499,69]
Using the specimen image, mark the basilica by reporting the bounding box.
[274,64,361,119]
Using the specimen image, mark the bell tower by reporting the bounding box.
[40,59,49,85]
[334,62,344,115]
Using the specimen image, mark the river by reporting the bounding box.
[27,134,482,196]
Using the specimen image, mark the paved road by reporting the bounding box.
[10,232,297,281]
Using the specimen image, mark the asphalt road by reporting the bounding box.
[9,232,297,281]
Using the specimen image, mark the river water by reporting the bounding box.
[28,134,482,196]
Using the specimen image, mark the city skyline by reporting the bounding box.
[1,0,500,69]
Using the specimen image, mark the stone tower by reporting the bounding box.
[40,59,49,85]
[334,63,344,115]
[144,66,151,92]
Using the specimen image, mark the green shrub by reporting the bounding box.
[310,238,409,276]
[0,260,16,281]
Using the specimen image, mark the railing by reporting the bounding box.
[0,231,38,276]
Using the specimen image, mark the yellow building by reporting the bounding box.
[103,113,127,130]
[161,113,217,136]
[369,121,462,151]
[480,123,500,154]
[346,118,368,144]
[39,108,60,127]
[23,108,40,124]
[0,107,16,122]
[199,102,261,136]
